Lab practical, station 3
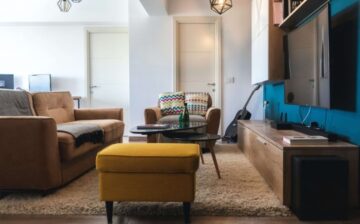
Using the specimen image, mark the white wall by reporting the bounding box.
[130,0,263,134]
[0,0,127,24]
[0,26,85,96]
[0,0,128,100]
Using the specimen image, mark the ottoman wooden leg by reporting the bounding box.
[105,201,113,224]
[183,202,191,224]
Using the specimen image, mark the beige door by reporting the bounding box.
[178,23,216,102]
[88,29,129,133]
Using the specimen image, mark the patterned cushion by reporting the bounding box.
[185,92,209,116]
[159,92,185,116]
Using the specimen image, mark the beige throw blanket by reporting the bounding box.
[57,123,104,147]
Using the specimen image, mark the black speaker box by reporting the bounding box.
[291,156,349,220]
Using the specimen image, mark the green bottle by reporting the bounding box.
[183,103,190,126]
[178,108,184,124]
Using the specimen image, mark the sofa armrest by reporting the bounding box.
[0,116,62,190]
[205,107,221,134]
[74,108,123,121]
[144,107,162,124]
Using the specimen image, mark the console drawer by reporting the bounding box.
[252,135,284,202]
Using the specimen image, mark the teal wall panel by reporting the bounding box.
[264,0,360,144]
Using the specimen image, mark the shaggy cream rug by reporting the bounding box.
[0,144,290,217]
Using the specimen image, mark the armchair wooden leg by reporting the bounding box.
[183,202,191,224]
[105,201,113,224]
[209,145,221,179]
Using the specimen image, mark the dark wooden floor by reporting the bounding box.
[1,214,360,224]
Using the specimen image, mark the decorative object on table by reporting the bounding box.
[159,91,185,116]
[179,103,190,127]
[58,0,82,12]
[223,84,261,143]
[185,92,208,116]
[210,0,233,15]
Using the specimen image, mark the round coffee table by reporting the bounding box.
[130,122,207,135]
[163,132,222,179]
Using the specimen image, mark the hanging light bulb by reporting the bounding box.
[210,0,233,15]
[71,0,82,3]
[58,0,72,12]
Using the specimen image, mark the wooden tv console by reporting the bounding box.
[237,120,359,207]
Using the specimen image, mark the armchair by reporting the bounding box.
[144,93,221,147]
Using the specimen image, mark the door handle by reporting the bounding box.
[207,83,216,86]
[90,85,100,89]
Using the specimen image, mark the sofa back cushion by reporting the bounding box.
[32,91,75,124]
[185,92,209,116]
[159,91,185,116]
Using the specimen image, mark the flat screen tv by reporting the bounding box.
[29,74,52,92]
[284,3,358,111]
[285,5,331,109]
[330,3,358,111]
[0,74,14,89]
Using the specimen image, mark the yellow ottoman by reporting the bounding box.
[96,143,200,224]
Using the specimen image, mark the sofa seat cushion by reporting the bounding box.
[58,119,124,161]
[158,115,206,123]
[96,143,200,174]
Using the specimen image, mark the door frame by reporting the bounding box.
[173,17,222,108]
[84,27,128,107]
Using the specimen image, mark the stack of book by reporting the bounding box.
[137,124,170,130]
[283,135,328,145]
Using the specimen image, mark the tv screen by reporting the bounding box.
[285,5,331,108]
[330,3,358,111]
[0,74,14,89]
[285,3,358,112]
[29,74,52,92]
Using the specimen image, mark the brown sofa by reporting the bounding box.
[144,93,221,146]
[0,91,124,192]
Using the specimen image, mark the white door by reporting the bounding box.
[88,29,129,133]
[178,23,216,102]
